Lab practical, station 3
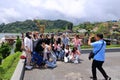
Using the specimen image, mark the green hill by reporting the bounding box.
[0,19,73,33]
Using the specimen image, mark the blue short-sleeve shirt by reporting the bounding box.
[90,40,106,61]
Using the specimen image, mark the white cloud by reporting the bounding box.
[1,8,21,17]
[0,0,120,24]
[0,8,21,23]
[42,0,86,18]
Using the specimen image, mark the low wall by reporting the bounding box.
[11,52,26,80]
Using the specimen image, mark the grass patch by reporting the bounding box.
[81,44,120,49]
[3,55,20,79]
[0,52,21,80]
[81,45,92,49]
[106,44,120,48]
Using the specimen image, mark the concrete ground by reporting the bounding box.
[24,52,120,80]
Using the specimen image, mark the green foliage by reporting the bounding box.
[0,52,21,80]
[0,66,3,80]
[0,19,73,33]
[79,22,94,30]
[67,23,73,30]
[79,24,85,29]
[0,54,2,65]
[96,24,110,34]
[14,36,22,52]
[78,21,120,37]
[86,24,94,30]
[0,43,11,59]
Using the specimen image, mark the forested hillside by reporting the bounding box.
[0,19,73,33]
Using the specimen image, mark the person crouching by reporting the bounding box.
[71,47,81,63]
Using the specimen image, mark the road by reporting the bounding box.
[24,52,120,80]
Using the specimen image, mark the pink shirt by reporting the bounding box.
[73,38,82,47]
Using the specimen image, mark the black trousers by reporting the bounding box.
[92,60,108,79]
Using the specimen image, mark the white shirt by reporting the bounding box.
[65,48,71,54]
[24,37,33,52]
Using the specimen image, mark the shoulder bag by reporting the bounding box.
[88,41,104,60]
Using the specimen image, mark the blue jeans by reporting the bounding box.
[32,51,43,65]
[45,60,57,68]
[55,50,64,60]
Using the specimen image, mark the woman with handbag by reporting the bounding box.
[88,33,111,80]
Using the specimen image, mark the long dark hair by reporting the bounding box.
[26,32,31,39]
[72,47,77,53]
[76,35,79,39]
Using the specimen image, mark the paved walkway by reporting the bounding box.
[24,52,120,80]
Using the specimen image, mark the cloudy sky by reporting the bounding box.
[0,0,120,24]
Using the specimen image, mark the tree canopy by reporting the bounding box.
[0,19,73,33]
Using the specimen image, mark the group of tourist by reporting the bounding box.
[23,32,82,70]
[23,32,111,80]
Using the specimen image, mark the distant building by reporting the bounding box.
[112,25,119,29]
[77,29,87,33]
[4,35,16,44]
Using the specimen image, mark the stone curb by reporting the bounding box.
[11,52,26,80]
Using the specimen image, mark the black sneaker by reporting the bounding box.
[90,77,97,80]
[105,76,111,80]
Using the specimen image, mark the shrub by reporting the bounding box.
[0,52,21,79]
[0,54,2,65]
[0,52,21,71]
[14,36,22,52]
[0,66,4,80]
[0,43,11,59]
